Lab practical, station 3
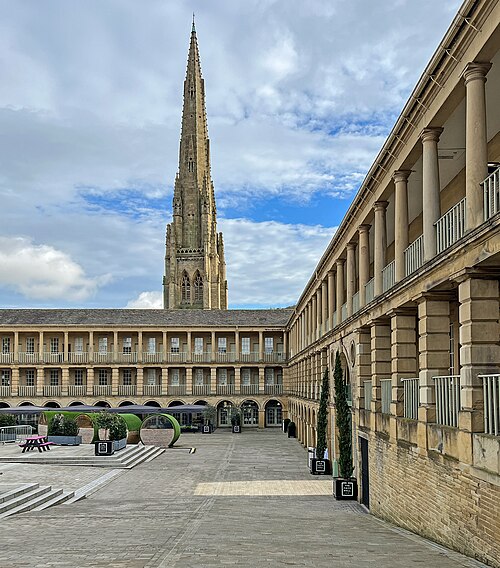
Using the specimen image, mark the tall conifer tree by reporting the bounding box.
[316,367,329,460]
[334,352,353,478]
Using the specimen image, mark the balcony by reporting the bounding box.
[43,352,64,364]
[93,384,112,396]
[402,377,419,420]
[18,385,36,397]
[263,352,285,363]
[483,166,500,220]
[381,379,392,414]
[404,235,424,277]
[143,384,162,396]
[436,198,466,254]
[239,352,259,363]
[0,385,11,397]
[215,352,236,363]
[365,278,375,304]
[165,352,187,364]
[18,352,39,364]
[0,353,13,364]
[240,384,259,395]
[264,384,283,395]
[480,374,500,436]
[68,384,86,397]
[94,352,113,364]
[68,352,89,364]
[43,385,61,397]
[116,352,138,364]
[382,260,395,292]
[192,384,211,396]
[168,384,187,396]
[341,303,347,322]
[142,352,163,364]
[118,384,137,396]
[433,375,460,427]
[192,352,212,363]
[216,384,235,396]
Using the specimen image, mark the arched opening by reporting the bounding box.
[168,400,185,407]
[241,400,259,427]
[194,272,203,303]
[194,400,208,406]
[0,402,10,408]
[94,400,111,408]
[265,399,283,427]
[144,400,161,407]
[44,401,60,408]
[181,272,191,303]
[68,401,85,407]
[216,400,234,427]
[118,401,135,407]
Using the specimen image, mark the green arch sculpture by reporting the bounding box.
[140,414,181,448]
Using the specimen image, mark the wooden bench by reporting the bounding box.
[18,440,55,453]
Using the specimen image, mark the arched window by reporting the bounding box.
[181,273,191,303]
[194,273,203,302]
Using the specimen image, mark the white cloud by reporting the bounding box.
[0,237,107,301]
[126,291,163,309]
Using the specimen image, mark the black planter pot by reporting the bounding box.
[333,477,358,500]
[232,425,241,433]
[201,424,213,434]
[287,422,296,438]
[283,418,290,433]
[311,458,331,475]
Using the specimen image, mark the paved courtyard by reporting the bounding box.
[0,429,488,567]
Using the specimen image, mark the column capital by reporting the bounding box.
[420,127,443,143]
[373,200,388,212]
[335,258,344,267]
[463,61,492,85]
[358,223,370,234]
[392,169,412,183]
[346,242,356,251]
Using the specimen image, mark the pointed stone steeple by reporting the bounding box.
[163,21,228,310]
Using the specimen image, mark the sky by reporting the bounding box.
[0,0,463,310]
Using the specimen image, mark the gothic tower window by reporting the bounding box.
[194,272,203,302]
[188,159,194,172]
[181,273,191,303]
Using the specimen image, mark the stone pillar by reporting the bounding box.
[62,368,69,396]
[186,331,191,362]
[321,280,328,332]
[463,62,492,230]
[137,367,144,396]
[258,367,265,394]
[13,331,19,364]
[138,331,143,363]
[211,331,216,362]
[357,328,372,415]
[421,127,443,261]
[373,201,388,297]
[346,243,356,317]
[36,367,44,396]
[11,368,19,397]
[316,288,322,337]
[210,368,217,395]
[336,259,344,321]
[235,330,240,361]
[161,368,169,395]
[312,294,318,341]
[258,409,265,429]
[185,367,192,395]
[111,367,119,396]
[283,331,288,359]
[86,367,94,397]
[162,332,168,362]
[358,225,370,307]
[39,331,44,364]
[458,278,500,433]
[234,367,241,394]
[113,331,119,362]
[393,170,411,282]
[370,320,391,431]
[328,271,335,329]
[258,331,264,362]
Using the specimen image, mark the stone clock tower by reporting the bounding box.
[163,21,228,309]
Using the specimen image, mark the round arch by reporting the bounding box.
[240,399,259,427]
[94,400,111,408]
[68,401,85,407]
[144,400,161,407]
[0,402,10,408]
[216,400,234,427]
[264,399,283,427]
[168,400,185,407]
[193,400,208,406]
[43,401,61,408]
[18,402,35,407]
[118,400,136,407]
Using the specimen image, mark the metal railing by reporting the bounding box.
[436,198,466,254]
[93,384,112,396]
[352,291,360,314]
[142,352,163,363]
[341,303,347,322]
[93,352,113,363]
[215,352,236,363]
[165,352,187,363]
[118,384,137,396]
[168,385,187,396]
[0,425,35,443]
[43,352,64,364]
[434,375,461,427]
[239,352,259,363]
[68,352,89,364]
[382,260,395,292]
[381,379,392,414]
[192,384,211,396]
[0,353,13,364]
[480,374,500,436]
[404,235,424,276]
[191,352,212,363]
[18,385,36,397]
[216,384,235,396]
[265,384,283,395]
[402,378,419,420]
[18,352,39,364]
[483,166,500,220]
[43,385,61,396]
[264,352,285,363]
[68,384,86,397]
[143,384,162,396]
[365,278,375,303]
[364,380,372,410]
[240,384,259,395]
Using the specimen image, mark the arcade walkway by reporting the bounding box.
[0,429,487,567]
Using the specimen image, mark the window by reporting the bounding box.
[194,273,203,302]
[218,337,227,354]
[171,368,180,386]
[98,337,108,353]
[181,273,191,302]
[26,337,35,353]
[147,369,156,385]
[50,337,59,353]
[98,369,108,385]
[195,368,204,385]
[218,368,227,385]
[1,369,11,386]
[241,368,251,386]
[2,337,10,353]
[26,369,35,387]
[123,337,132,354]
[122,369,132,385]
[194,337,203,355]
[147,337,156,353]
[188,159,194,172]
[265,368,274,385]
[74,369,84,386]
[171,337,180,353]
[241,337,250,354]
[50,369,59,386]
[74,337,84,353]
[265,337,274,354]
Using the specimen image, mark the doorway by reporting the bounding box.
[359,436,369,508]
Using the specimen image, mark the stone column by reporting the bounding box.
[373,201,388,297]
[111,367,119,396]
[86,367,94,397]
[186,331,191,362]
[258,410,265,429]
[136,367,144,396]
[210,368,217,395]
[463,62,492,230]
[36,367,44,396]
[185,367,192,395]
[358,225,370,307]
[346,243,356,317]
[393,170,411,282]
[137,331,143,363]
[162,332,168,363]
[113,331,119,363]
[421,127,443,261]
[235,330,240,361]
[316,288,322,337]
[321,280,328,332]
[258,367,265,394]
[328,271,335,329]
[11,368,19,397]
[62,368,69,396]
[370,321,391,432]
[357,328,372,418]
[13,331,19,364]
[283,331,288,359]
[234,367,241,394]
[39,331,44,364]
[258,331,264,362]
[211,331,216,362]
[336,259,344,321]
[312,294,318,341]
[161,368,169,395]
[458,278,500,434]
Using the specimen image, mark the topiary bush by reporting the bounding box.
[334,351,353,479]
[316,367,329,460]
[108,415,127,441]
[48,413,79,436]
[0,414,16,427]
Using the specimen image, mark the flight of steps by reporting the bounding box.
[0,483,74,519]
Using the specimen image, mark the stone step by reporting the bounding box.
[0,485,52,517]
[122,446,165,468]
[32,490,74,512]
[0,483,39,504]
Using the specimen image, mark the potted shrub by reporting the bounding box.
[47,413,82,445]
[201,405,216,433]
[0,414,17,442]
[95,412,127,451]
[311,368,331,475]
[282,418,290,433]
[333,352,358,500]
[230,407,241,433]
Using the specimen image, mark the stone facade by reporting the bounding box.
[163,22,228,310]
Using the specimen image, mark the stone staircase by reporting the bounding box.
[0,483,74,519]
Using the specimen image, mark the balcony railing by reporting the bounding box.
[168,384,187,396]
[480,374,500,436]
[239,352,259,363]
[483,166,500,220]
[18,352,39,364]
[0,385,11,397]
[352,291,360,314]
[240,384,259,395]
[143,384,162,396]
[215,352,236,363]
[94,352,113,363]
[0,353,13,364]
[43,385,61,396]
[93,384,112,396]
[382,260,395,292]
[436,198,466,254]
[118,384,137,396]
[216,384,235,396]
[166,352,187,363]
[332,310,338,327]
[341,303,347,322]
[192,384,211,396]
[434,375,460,427]
[404,235,424,277]
[191,352,212,363]
[18,385,36,397]
[43,352,64,364]
[365,278,375,304]
[381,379,392,414]
[264,384,283,395]
[364,380,372,410]
[142,352,163,364]
[402,378,419,420]
[264,352,285,363]
[68,352,89,364]
[68,384,86,397]
[116,352,138,364]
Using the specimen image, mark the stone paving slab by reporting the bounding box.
[0,430,489,568]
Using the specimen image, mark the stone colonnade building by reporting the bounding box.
[287,0,500,565]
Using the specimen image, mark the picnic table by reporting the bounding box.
[19,435,54,453]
